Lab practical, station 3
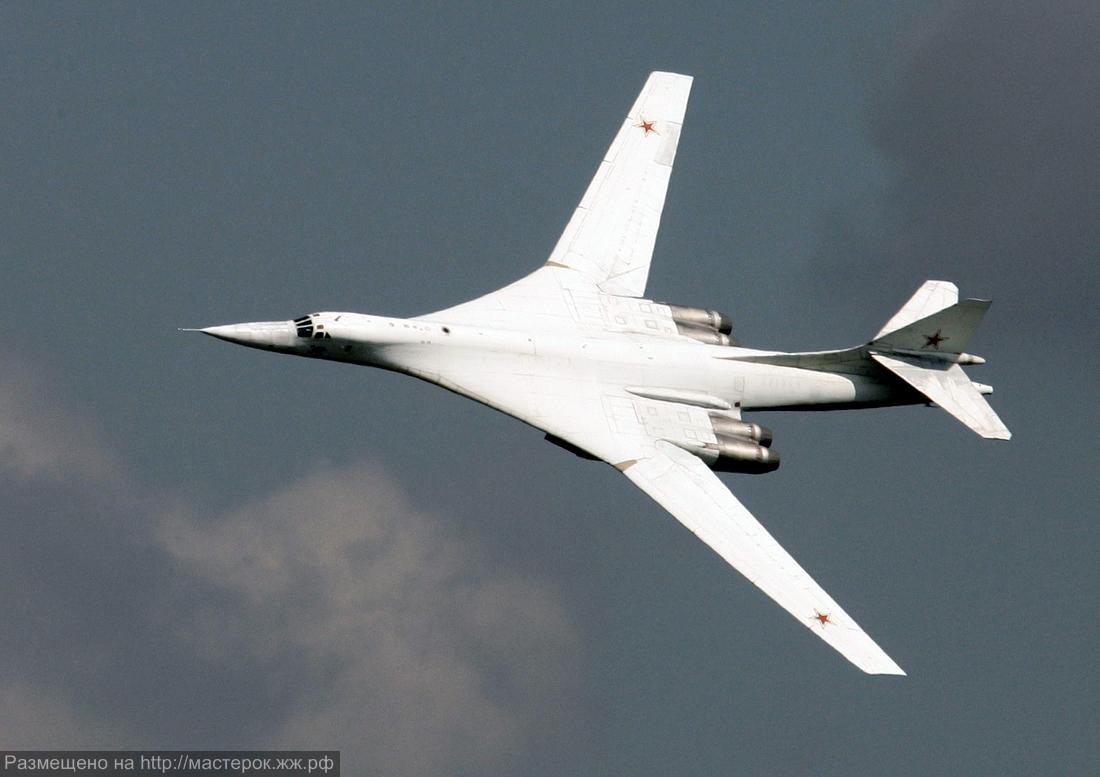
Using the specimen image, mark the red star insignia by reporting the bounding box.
[812,611,833,627]
[636,118,658,136]
[923,329,949,349]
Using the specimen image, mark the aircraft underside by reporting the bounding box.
[196,72,1008,675]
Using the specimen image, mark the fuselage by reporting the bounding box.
[204,310,920,421]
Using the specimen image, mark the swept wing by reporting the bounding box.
[622,441,905,675]
[545,71,692,296]
[426,72,692,330]
[422,356,905,674]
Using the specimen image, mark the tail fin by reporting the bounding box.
[874,296,991,356]
[874,280,959,339]
[870,282,1011,440]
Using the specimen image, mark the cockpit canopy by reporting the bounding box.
[293,314,332,340]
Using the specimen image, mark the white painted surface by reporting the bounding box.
[202,72,1013,675]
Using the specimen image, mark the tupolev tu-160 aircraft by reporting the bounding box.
[195,72,1010,675]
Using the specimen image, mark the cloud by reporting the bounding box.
[0,682,139,750]
[0,358,122,484]
[813,1,1100,336]
[0,357,581,775]
[160,463,581,775]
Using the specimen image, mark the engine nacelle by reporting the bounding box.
[709,415,773,447]
[701,435,780,474]
[674,323,733,347]
[666,304,733,335]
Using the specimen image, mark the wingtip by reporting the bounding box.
[649,70,694,81]
[860,658,907,676]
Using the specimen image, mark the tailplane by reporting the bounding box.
[871,282,1011,440]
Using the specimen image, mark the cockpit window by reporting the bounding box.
[294,314,332,340]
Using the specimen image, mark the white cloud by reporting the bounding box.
[0,360,581,776]
[160,462,581,775]
[0,682,140,749]
[0,360,121,484]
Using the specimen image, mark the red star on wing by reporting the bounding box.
[923,329,949,349]
[811,610,833,627]
[636,118,658,136]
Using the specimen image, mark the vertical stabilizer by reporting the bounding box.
[872,298,990,355]
[875,280,959,339]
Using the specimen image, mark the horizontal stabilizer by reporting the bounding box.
[871,353,1011,440]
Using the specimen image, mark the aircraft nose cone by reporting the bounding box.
[200,321,296,349]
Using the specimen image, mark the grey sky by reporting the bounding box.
[2,2,1097,775]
